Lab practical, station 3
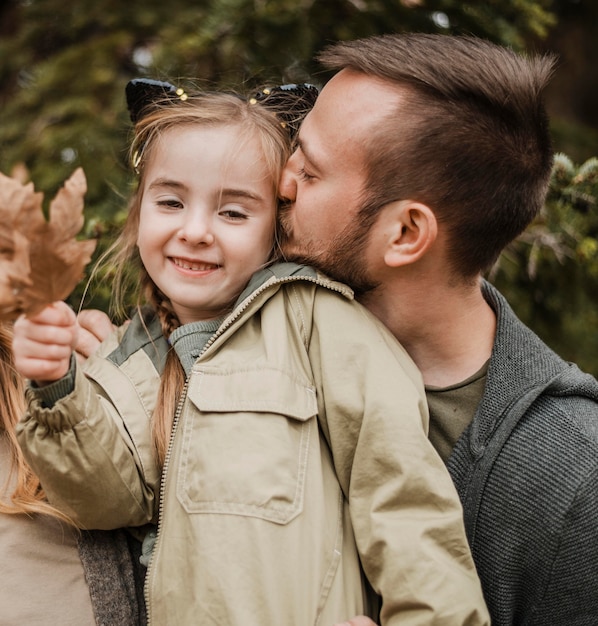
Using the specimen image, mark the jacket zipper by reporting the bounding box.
[144,376,189,626]
[143,272,349,623]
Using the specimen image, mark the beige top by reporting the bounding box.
[0,436,96,625]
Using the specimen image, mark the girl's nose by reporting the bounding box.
[178,213,215,245]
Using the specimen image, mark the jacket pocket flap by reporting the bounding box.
[187,366,317,421]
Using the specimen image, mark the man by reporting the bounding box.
[277,33,598,626]
[77,33,598,625]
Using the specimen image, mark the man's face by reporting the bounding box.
[278,69,399,292]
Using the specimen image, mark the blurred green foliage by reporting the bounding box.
[491,155,598,375]
[1,0,597,373]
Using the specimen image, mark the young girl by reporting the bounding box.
[13,85,489,625]
[0,322,144,625]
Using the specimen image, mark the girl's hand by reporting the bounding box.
[12,301,78,385]
[75,308,116,363]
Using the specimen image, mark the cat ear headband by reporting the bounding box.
[125,78,189,124]
[247,82,320,137]
[126,78,319,172]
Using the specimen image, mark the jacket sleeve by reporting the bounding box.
[16,356,159,530]
[308,291,490,626]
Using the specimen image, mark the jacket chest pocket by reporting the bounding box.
[176,366,318,524]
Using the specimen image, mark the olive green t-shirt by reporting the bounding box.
[426,361,489,463]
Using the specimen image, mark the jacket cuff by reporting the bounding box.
[29,354,77,408]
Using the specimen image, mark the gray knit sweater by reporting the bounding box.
[78,529,146,625]
[448,281,598,625]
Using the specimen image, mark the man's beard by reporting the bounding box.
[278,204,379,296]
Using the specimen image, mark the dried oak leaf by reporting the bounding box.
[0,168,97,320]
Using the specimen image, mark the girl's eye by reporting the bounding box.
[157,198,183,209]
[298,167,315,182]
[220,208,248,220]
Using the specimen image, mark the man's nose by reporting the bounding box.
[278,160,297,202]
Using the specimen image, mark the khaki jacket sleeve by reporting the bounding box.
[16,360,159,530]
[309,291,490,625]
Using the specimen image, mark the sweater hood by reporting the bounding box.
[470,280,598,452]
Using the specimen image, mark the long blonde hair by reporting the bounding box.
[99,92,292,467]
[0,324,71,521]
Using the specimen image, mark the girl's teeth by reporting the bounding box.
[174,258,213,271]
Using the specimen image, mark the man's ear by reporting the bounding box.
[382,200,437,268]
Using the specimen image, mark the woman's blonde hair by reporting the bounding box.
[0,323,71,521]
[99,92,292,467]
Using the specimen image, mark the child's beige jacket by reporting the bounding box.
[18,264,489,625]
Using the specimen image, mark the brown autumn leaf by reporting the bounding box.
[0,172,45,235]
[0,168,97,320]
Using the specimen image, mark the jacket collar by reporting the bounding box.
[108,308,167,372]
[234,262,354,307]
[106,263,353,373]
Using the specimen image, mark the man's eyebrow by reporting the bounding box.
[296,137,321,172]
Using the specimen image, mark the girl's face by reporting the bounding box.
[137,124,277,324]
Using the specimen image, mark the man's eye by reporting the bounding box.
[298,167,315,182]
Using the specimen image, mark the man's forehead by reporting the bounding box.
[321,69,400,115]
[296,110,351,173]
[298,70,398,168]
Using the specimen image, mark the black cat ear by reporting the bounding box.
[125,78,187,124]
[249,83,319,138]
